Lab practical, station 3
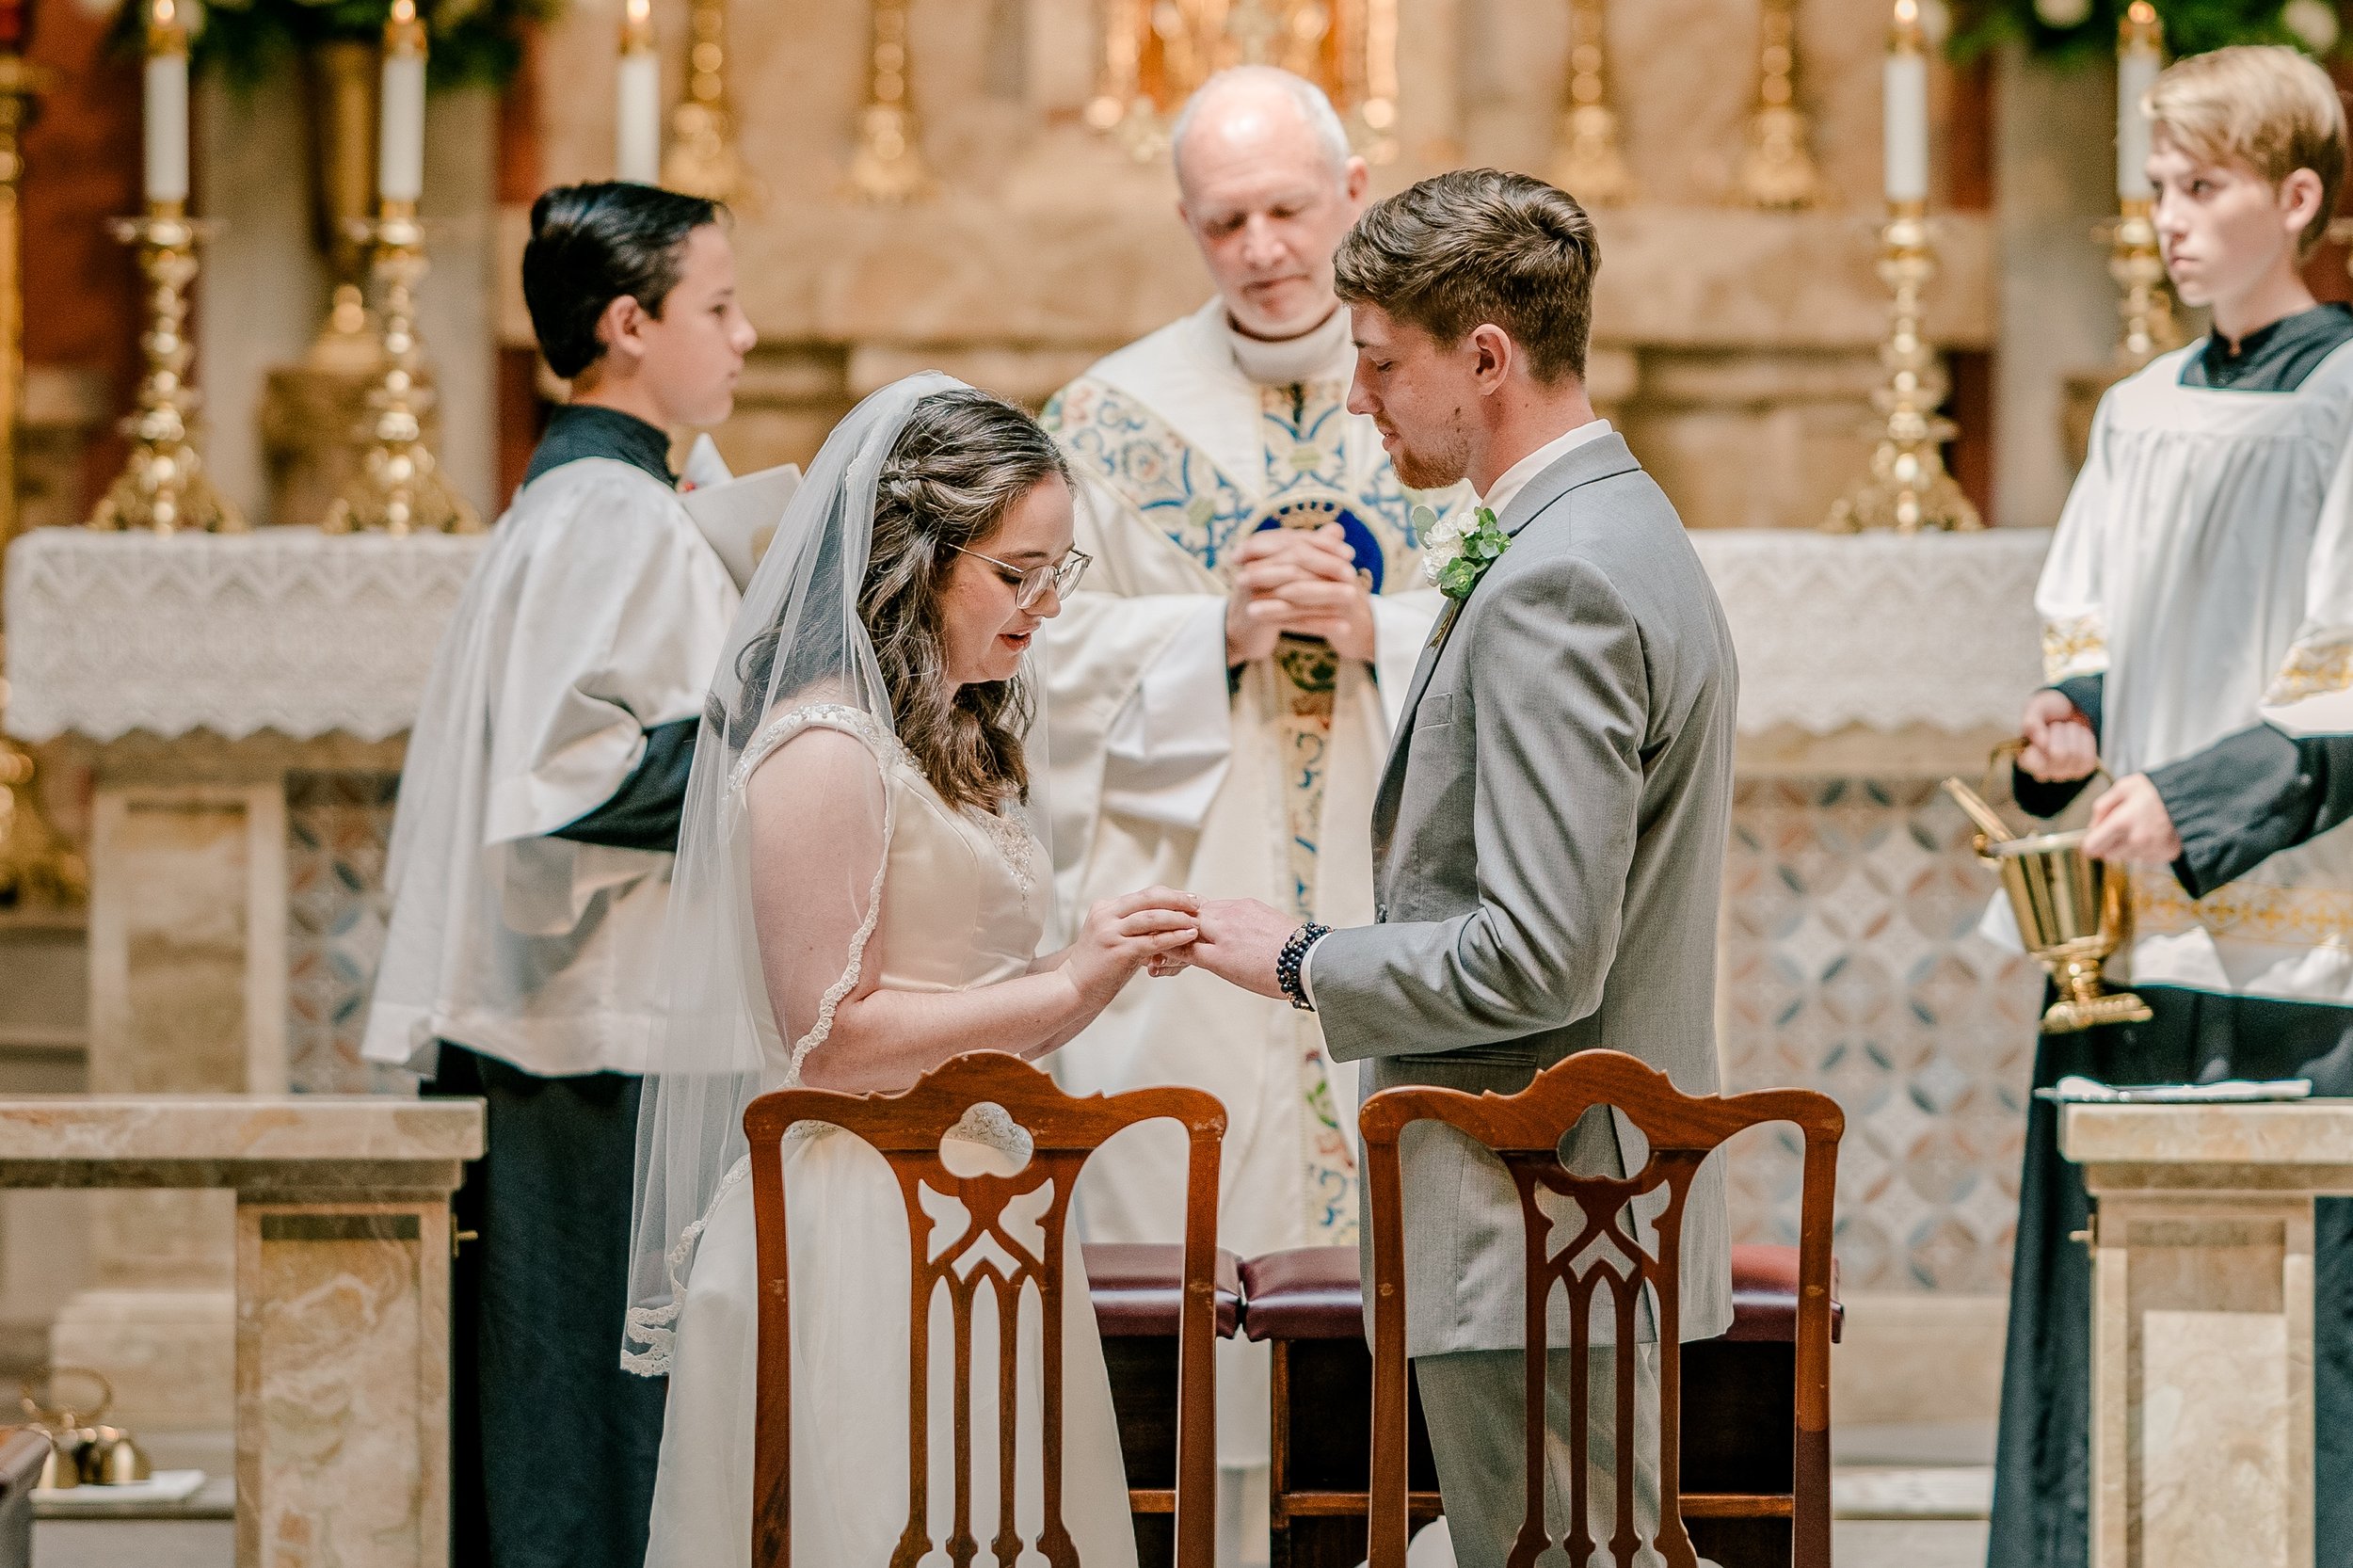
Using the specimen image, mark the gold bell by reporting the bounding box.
[88,1426,150,1484]
[35,1432,82,1490]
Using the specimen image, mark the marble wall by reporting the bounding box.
[1720,777,2044,1296]
[286,773,408,1096]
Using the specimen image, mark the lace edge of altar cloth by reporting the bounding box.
[3,526,488,744]
[0,523,2054,744]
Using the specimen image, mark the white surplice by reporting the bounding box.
[1038,299,1466,1470]
[2006,339,2353,1003]
[362,456,739,1076]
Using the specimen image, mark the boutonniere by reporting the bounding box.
[1418,505,1511,647]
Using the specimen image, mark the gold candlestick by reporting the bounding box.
[0,46,85,908]
[85,204,242,534]
[2109,5,2181,369]
[1553,0,1633,206]
[849,0,927,202]
[664,0,748,203]
[323,202,478,536]
[1825,203,1983,534]
[1736,0,1822,209]
[2108,200,2183,367]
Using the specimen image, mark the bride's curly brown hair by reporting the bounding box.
[861,388,1069,813]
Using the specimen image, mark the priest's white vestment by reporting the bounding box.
[1039,299,1465,1467]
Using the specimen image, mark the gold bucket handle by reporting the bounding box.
[1974,737,2111,841]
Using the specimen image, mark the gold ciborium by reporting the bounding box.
[1945,755,2153,1035]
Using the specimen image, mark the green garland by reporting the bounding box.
[113,0,563,90]
[1949,0,2326,65]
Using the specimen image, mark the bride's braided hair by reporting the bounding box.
[861,388,1069,813]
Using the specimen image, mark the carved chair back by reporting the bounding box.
[1359,1049,1842,1568]
[744,1049,1226,1568]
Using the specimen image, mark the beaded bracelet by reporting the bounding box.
[1277,922,1331,1012]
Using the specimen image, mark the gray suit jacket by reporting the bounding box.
[1313,431,1737,1358]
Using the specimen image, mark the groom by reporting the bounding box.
[1184,168,1737,1563]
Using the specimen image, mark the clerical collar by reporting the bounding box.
[1223,304,1353,388]
[2183,302,2353,392]
[523,403,676,488]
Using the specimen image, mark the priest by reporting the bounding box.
[1038,64,1465,1557]
[362,183,752,1568]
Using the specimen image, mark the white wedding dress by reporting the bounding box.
[642,704,1141,1568]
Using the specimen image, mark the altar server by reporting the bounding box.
[1036,65,1466,1556]
[1993,48,2353,1568]
[362,183,752,1568]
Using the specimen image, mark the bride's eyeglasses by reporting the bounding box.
[952,545,1093,610]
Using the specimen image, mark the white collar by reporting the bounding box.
[1477,419,1616,520]
[1220,302,1355,387]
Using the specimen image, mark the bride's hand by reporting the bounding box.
[1064,887,1200,1011]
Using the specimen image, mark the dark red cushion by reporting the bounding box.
[1237,1242,1844,1344]
[1238,1246,1365,1341]
[1721,1243,1844,1344]
[1084,1243,1242,1337]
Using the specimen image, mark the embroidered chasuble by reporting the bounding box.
[1042,301,1461,1293]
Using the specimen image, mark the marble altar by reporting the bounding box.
[2060,1101,2353,1568]
[4,529,479,1432]
[0,1095,481,1568]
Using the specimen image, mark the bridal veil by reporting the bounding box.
[621,371,1064,1375]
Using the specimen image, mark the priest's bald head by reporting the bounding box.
[1171,67,1371,341]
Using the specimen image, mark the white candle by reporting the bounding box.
[616,8,661,185]
[378,8,427,205]
[1883,50,1929,203]
[143,45,188,206]
[2118,11,2161,200]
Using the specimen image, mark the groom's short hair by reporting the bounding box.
[1333,168,1596,382]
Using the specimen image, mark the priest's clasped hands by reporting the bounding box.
[2018,688,2185,863]
[1225,522,1377,664]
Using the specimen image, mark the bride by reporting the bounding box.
[623,374,1201,1565]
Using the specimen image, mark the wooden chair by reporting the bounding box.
[1359,1050,1843,1568]
[743,1050,1227,1568]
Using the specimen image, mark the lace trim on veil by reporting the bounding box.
[621,702,904,1377]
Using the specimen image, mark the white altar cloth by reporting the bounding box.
[4,527,487,743]
[3,524,2052,744]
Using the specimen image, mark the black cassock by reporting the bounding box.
[1993,306,2353,1568]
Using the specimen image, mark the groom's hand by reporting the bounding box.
[1187,898,1295,1000]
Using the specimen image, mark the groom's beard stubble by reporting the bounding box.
[1387,404,1472,491]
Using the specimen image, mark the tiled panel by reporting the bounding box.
[1720,779,2043,1293]
[286,772,410,1096]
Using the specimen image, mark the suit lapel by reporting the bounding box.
[1367,433,1642,847]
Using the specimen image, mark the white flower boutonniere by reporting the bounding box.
[1418,505,1511,647]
